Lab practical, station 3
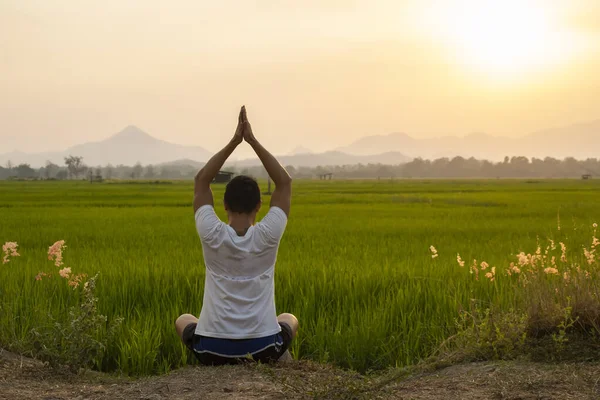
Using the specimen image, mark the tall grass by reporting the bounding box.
[0,179,599,375]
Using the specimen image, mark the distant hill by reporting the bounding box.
[229,151,410,168]
[288,146,313,155]
[338,120,600,161]
[3,119,598,169]
[0,126,212,167]
[0,126,408,169]
[156,159,205,169]
[521,120,600,159]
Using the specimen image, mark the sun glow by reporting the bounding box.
[427,0,567,79]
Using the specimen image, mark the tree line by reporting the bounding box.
[1,155,599,180]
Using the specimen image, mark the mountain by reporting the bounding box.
[337,132,510,160]
[0,125,408,169]
[0,126,212,167]
[229,151,410,168]
[338,120,600,161]
[288,146,313,155]
[3,120,598,169]
[156,159,205,169]
[521,120,600,159]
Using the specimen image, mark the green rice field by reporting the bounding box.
[1,179,599,375]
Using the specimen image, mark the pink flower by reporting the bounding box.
[456,254,465,267]
[35,272,49,281]
[480,261,489,270]
[68,273,87,289]
[485,268,496,281]
[430,246,438,259]
[517,252,529,267]
[48,240,66,267]
[583,248,596,265]
[58,267,71,279]
[509,263,521,274]
[470,259,479,281]
[559,242,567,263]
[2,242,20,264]
[544,267,559,275]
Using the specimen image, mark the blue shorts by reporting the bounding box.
[182,322,293,366]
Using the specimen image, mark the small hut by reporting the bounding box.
[213,171,234,183]
[582,174,592,180]
[318,173,333,180]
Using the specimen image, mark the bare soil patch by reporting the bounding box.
[1,349,599,399]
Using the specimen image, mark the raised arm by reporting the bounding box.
[193,107,244,213]
[242,109,292,216]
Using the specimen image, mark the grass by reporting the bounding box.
[0,179,599,375]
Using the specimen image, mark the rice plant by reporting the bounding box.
[0,179,598,375]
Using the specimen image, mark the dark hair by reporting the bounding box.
[224,175,261,214]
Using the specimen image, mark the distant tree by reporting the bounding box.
[376,164,392,179]
[56,169,68,180]
[132,162,143,179]
[18,156,596,181]
[144,164,155,179]
[64,155,86,179]
[563,157,582,177]
[402,157,428,178]
[481,160,495,177]
[115,164,130,179]
[159,167,170,179]
[44,161,61,179]
[15,163,36,178]
[5,160,13,175]
[104,164,114,180]
[448,156,468,177]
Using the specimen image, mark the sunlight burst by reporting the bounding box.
[430,0,565,79]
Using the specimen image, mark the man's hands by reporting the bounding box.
[238,106,292,216]
[240,106,258,146]
[232,105,258,146]
[195,106,248,212]
[232,106,245,146]
[204,104,289,216]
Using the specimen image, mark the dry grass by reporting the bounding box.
[2,349,600,400]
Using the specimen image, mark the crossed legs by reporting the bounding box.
[175,312,299,361]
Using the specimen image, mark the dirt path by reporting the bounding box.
[2,349,599,399]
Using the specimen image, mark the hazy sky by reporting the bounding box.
[2,0,600,156]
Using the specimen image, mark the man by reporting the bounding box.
[175,106,298,365]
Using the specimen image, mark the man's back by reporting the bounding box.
[194,205,288,339]
[175,106,297,366]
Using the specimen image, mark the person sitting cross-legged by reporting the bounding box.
[175,106,298,365]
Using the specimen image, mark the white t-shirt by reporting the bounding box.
[194,205,288,339]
